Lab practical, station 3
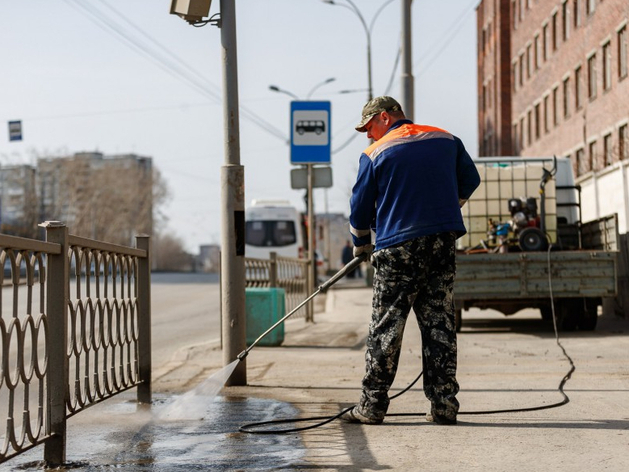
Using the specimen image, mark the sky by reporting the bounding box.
[0,0,479,253]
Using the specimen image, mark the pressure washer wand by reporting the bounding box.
[237,253,368,361]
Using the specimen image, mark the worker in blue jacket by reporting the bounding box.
[341,96,481,425]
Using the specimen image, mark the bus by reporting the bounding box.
[245,200,304,259]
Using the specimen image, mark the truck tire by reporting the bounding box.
[455,309,462,332]
[557,299,579,331]
[539,305,554,321]
[578,299,598,331]
[518,227,549,252]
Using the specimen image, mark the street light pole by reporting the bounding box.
[323,0,395,101]
[219,0,246,386]
[401,0,414,120]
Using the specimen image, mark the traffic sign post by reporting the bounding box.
[290,101,331,321]
[8,121,22,142]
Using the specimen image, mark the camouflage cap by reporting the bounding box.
[355,96,403,132]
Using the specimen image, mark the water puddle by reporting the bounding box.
[8,396,305,471]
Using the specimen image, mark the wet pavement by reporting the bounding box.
[7,394,305,471]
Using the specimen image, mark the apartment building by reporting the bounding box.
[0,165,37,237]
[478,0,628,167]
[478,0,629,228]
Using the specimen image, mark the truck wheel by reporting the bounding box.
[578,299,598,331]
[455,309,462,332]
[557,300,579,331]
[540,305,554,321]
[518,227,549,252]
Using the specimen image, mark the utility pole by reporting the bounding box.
[219,0,246,386]
[401,0,414,121]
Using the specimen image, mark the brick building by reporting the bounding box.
[478,0,628,174]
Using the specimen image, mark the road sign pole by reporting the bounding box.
[307,163,315,322]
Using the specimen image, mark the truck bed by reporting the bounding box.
[455,250,617,301]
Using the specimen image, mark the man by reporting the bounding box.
[341,96,480,425]
[342,240,356,278]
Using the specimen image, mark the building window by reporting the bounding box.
[519,0,524,22]
[543,95,550,133]
[519,53,525,86]
[552,12,558,51]
[620,124,628,160]
[563,77,571,117]
[520,117,525,150]
[512,62,518,91]
[573,0,581,28]
[513,123,519,154]
[512,0,517,30]
[527,109,532,146]
[603,41,612,91]
[543,23,549,61]
[587,0,596,16]
[534,34,540,69]
[604,133,613,166]
[534,104,541,140]
[562,1,570,41]
[552,86,559,126]
[588,53,597,99]
[619,26,628,79]
[589,140,597,171]
[576,148,586,176]
[575,65,583,109]
[526,44,532,78]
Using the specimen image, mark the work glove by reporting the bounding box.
[353,243,373,258]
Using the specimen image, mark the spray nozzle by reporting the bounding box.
[237,350,248,361]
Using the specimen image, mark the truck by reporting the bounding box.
[455,157,618,331]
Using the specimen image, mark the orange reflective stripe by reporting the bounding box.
[363,124,451,158]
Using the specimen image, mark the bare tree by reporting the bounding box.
[38,154,170,246]
[152,232,194,271]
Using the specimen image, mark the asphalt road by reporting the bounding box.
[150,272,221,375]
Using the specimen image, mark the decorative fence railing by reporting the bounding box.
[244,252,311,321]
[0,222,151,467]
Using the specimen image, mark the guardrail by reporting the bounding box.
[244,252,311,321]
[0,222,151,467]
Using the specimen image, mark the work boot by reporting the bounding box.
[339,406,383,425]
[425,410,457,425]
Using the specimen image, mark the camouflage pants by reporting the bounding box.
[357,232,460,421]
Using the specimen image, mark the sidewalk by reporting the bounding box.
[224,285,629,471]
[5,282,629,471]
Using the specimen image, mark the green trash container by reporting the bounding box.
[245,287,286,347]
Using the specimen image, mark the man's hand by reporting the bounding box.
[353,243,374,257]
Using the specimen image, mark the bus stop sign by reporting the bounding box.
[290,101,331,164]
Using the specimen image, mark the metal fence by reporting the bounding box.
[244,252,311,321]
[0,222,151,466]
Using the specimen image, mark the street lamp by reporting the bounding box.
[268,85,299,100]
[306,77,336,99]
[323,0,395,101]
[269,77,336,100]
